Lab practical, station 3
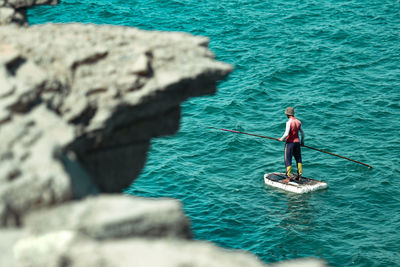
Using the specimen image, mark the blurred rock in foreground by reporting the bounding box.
[0,0,58,26]
[0,23,232,224]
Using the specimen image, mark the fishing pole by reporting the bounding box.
[210,127,373,168]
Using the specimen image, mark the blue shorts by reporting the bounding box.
[284,142,302,167]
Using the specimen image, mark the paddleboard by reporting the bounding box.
[264,173,328,194]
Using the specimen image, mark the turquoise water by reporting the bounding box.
[29,1,400,266]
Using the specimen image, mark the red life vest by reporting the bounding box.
[287,117,301,143]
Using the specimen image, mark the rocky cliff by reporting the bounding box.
[0,1,326,266]
[0,20,233,221]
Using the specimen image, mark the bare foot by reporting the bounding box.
[282,178,290,184]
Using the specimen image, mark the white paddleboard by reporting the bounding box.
[264,173,328,194]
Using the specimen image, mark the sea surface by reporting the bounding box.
[29,1,400,266]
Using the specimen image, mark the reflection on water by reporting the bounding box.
[267,192,323,261]
[280,194,316,233]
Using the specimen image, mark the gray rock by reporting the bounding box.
[0,43,20,66]
[0,228,27,267]
[0,23,232,199]
[14,232,268,267]
[0,7,24,26]
[0,42,101,223]
[14,230,77,267]
[0,24,231,225]
[24,195,192,240]
[0,105,75,227]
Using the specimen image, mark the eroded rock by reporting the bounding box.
[0,105,76,227]
[0,7,27,26]
[0,228,26,267]
[14,232,267,267]
[0,23,232,223]
[24,195,192,240]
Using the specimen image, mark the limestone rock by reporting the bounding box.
[14,232,267,267]
[0,23,232,197]
[0,105,77,227]
[0,228,27,267]
[0,7,27,26]
[0,22,231,227]
[24,195,192,240]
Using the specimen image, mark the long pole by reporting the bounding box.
[210,127,373,168]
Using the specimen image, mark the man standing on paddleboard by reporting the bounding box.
[279,107,304,183]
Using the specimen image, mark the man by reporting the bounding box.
[279,107,304,183]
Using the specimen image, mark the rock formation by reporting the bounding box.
[0,23,232,225]
[0,1,327,266]
[0,0,58,25]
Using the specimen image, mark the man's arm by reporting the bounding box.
[279,120,290,141]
